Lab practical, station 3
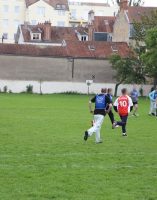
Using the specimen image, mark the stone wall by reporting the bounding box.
[0,55,116,83]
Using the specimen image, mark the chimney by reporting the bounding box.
[43,21,51,41]
[88,10,94,25]
[88,25,94,41]
[119,0,128,10]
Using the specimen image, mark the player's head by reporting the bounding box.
[121,88,127,95]
[133,84,137,90]
[101,88,107,94]
[107,88,112,94]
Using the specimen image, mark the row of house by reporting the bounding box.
[0,0,118,43]
[0,0,157,64]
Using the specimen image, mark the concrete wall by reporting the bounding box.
[0,80,152,96]
[0,54,152,96]
[0,55,116,83]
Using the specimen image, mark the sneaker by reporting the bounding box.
[122,133,127,136]
[112,122,117,129]
[96,140,103,144]
[84,131,88,141]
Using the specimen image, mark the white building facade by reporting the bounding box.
[0,0,118,43]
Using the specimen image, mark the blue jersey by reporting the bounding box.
[95,94,106,109]
[149,90,157,101]
[131,89,138,102]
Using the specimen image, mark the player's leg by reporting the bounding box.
[121,115,128,136]
[108,110,115,124]
[84,115,104,141]
[95,115,104,143]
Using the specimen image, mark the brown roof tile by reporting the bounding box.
[126,6,157,23]
[0,42,130,59]
[94,16,116,33]
[20,24,87,42]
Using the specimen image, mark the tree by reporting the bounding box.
[114,0,144,6]
[141,28,157,86]
[133,10,157,86]
[134,10,157,43]
[110,54,145,96]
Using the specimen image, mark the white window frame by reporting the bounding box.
[31,33,41,40]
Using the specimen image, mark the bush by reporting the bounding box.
[26,85,33,94]
[3,86,8,93]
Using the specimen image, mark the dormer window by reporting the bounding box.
[81,36,87,41]
[88,45,95,51]
[31,33,41,40]
[56,4,66,10]
[111,45,118,53]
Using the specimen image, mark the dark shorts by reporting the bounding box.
[133,101,138,105]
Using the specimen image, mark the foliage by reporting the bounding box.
[115,0,144,6]
[3,85,8,93]
[134,10,157,42]
[141,28,157,85]
[26,84,33,94]
[110,54,145,96]
[0,94,157,199]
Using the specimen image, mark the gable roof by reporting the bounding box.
[125,6,157,23]
[25,0,69,10]
[20,24,87,43]
[94,16,116,33]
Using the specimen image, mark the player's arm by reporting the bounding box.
[105,96,112,113]
[128,96,133,112]
[113,98,118,112]
[149,91,155,101]
[89,96,95,113]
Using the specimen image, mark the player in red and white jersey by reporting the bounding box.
[113,88,133,136]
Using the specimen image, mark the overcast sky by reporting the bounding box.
[69,0,157,7]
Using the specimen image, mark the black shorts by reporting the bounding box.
[133,101,138,105]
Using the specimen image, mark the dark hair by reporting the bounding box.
[121,88,127,95]
[107,88,112,93]
[101,88,107,93]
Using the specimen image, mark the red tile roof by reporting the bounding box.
[25,0,69,10]
[126,7,157,23]
[94,16,116,33]
[20,24,87,42]
[0,42,130,59]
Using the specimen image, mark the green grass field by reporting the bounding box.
[0,93,157,200]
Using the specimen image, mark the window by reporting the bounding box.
[88,45,95,51]
[57,21,65,27]
[71,9,76,19]
[81,36,87,41]
[58,10,65,16]
[32,33,41,40]
[2,19,8,28]
[56,4,66,10]
[3,5,8,13]
[37,7,45,16]
[14,20,20,29]
[97,10,104,16]
[3,33,8,39]
[14,6,20,14]
[31,20,37,25]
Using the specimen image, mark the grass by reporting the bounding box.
[0,93,157,200]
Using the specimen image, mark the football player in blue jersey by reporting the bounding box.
[149,86,157,116]
[84,88,112,143]
[130,85,139,116]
